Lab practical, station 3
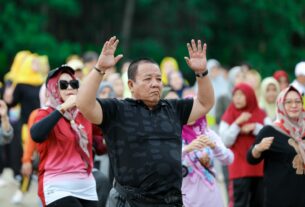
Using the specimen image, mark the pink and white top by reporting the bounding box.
[34,108,97,205]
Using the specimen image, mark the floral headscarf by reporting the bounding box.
[274,86,305,167]
[182,114,216,188]
[182,116,207,144]
[46,67,91,173]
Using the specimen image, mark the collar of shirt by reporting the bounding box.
[125,98,168,110]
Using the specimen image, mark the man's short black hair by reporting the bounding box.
[127,58,159,81]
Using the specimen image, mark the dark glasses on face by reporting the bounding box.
[59,80,79,90]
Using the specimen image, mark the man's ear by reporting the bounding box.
[128,80,134,94]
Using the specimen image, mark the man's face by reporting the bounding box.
[129,63,163,106]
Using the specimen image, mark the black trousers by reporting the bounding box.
[106,187,183,207]
[93,170,112,207]
[47,196,98,207]
[229,177,264,207]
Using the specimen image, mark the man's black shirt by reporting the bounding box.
[97,98,193,197]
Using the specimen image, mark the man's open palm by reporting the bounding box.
[184,39,207,72]
[96,36,123,70]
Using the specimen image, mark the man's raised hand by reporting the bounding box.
[184,39,207,73]
[95,36,123,71]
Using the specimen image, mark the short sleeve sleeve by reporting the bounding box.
[96,98,120,131]
[168,98,194,126]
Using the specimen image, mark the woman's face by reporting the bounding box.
[265,83,278,104]
[246,73,260,90]
[233,89,246,109]
[113,78,124,98]
[164,61,176,75]
[58,73,78,101]
[284,90,303,120]
[98,87,112,99]
[234,71,246,85]
[278,76,289,91]
[169,71,183,91]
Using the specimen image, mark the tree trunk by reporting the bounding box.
[121,0,135,56]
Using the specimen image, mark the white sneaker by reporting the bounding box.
[0,178,7,187]
[11,190,23,204]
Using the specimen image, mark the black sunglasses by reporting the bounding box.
[58,80,79,90]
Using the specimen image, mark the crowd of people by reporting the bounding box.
[0,36,304,207]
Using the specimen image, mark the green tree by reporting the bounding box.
[1,0,305,84]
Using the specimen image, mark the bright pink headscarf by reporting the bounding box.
[182,116,207,144]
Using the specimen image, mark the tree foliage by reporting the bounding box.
[0,0,305,83]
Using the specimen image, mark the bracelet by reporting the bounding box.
[195,70,208,78]
[93,66,106,76]
[56,105,65,115]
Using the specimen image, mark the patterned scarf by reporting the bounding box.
[274,85,305,165]
[46,70,91,173]
[182,116,207,144]
[182,116,216,189]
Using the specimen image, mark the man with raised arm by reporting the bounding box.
[76,36,214,207]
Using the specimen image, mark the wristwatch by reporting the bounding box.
[195,70,208,78]
[56,105,66,114]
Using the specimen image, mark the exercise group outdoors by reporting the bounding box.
[0,36,305,207]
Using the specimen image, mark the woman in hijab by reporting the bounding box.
[181,114,233,207]
[97,82,116,99]
[215,66,246,125]
[248,86,305,207]
[160,57,179,85]
[168,71,187,98]
[273,70,289,91]
[259,77,280,121]
[30,66,98,207]
[245,69,261,99]
[219,83,271,207]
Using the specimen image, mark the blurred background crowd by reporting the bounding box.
[0,1,305,207]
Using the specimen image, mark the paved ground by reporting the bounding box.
[0,166,228,207]
[0,168,39,207]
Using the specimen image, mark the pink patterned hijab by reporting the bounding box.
[274,85,305,164]
[182,95,208,143]
[182,116,207,144]
[46,67,91,173]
